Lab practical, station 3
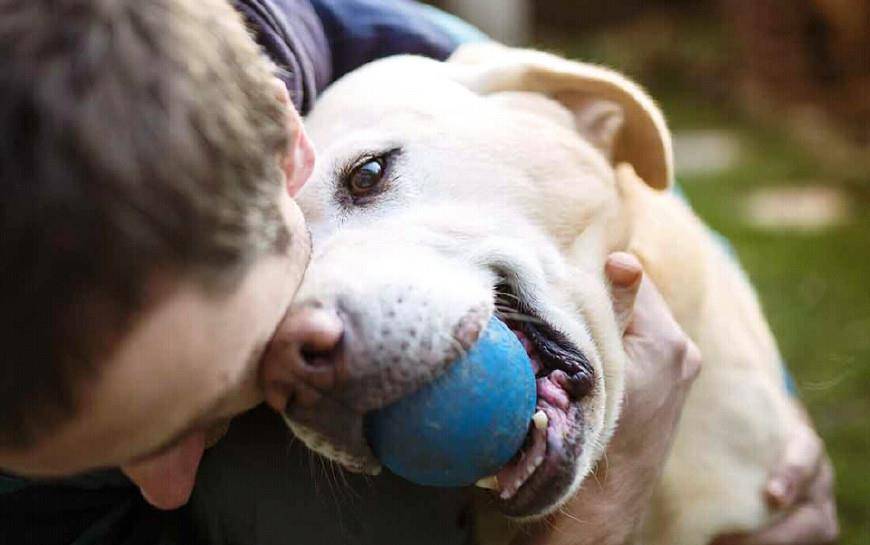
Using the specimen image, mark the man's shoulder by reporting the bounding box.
[309,0,462,78]
[232,0,486,112]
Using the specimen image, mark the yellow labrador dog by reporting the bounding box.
[286,43,800,545]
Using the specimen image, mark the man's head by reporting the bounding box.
[0,0,312,482]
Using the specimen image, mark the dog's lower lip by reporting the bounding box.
[490,287,592,516]
[491,400,584,515]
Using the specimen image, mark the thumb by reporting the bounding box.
[766,421,823,509]
[605,252,643,334]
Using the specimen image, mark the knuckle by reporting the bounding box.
[780,462,810,490]
[677,338,703,383]
[664,333,689,361]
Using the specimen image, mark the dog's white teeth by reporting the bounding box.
[525,464,536,477]
[499,488,513,500]
[475,475,499,490]
[533,456,544,467]
[533,410,548,430]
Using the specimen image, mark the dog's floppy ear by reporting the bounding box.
[448,43,673,190]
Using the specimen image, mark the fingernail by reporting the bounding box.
[767,477,795,507]
[606,253,641,287]
[768,478,786,500]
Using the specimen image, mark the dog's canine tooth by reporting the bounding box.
[475,475,499,490]
[533,410,548,430]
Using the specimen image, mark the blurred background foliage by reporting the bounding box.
[431,1,869,542]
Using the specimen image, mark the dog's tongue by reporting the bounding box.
[121,431,205,510]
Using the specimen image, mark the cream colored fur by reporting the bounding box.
[294,42,799,545]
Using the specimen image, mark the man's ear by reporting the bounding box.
[272,77,315,197]
[448,43,673,190]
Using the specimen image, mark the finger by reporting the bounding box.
[713,501,839,545]
[766,422,823,509]
[713,460,838,545]
[622,269,681,342]
[605,252,643,334]
[681,338,703,384]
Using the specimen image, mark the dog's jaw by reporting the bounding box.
[281,205,619,518]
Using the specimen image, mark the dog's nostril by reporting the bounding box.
[263,304,347,414]
[290,305,345,370]
[300,343,341,368]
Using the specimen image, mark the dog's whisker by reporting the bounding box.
[326,458,354,505]
[493,298,521,310]
[306,449,321,496]
[321,456,348,511]
[321,458,350,533]
[331,460,354,500]
[557,506,588,525]
[335,463,360,500]
[494,311,547,325]
[493,290,522,302]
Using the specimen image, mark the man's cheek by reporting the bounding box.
[204,420,231,448]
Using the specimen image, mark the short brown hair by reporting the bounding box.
[0,0,291,447]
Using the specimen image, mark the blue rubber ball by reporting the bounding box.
[366,316,537,487]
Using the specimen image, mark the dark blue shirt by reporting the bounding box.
[232,0,465,114]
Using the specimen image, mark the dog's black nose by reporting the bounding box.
[262,303,346,413]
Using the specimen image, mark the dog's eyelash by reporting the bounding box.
[335,147,402,208]
[337,147,401,182]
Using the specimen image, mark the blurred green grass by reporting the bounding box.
[538,32,870,544]
[665,93,870,545]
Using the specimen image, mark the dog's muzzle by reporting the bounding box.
[264,294,490,474]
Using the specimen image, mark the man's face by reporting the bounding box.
[0,97,315,509]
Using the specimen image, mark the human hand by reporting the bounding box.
[512,252,702,545]
[711,406,838,545]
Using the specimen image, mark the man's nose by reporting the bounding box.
[261,304,345,414]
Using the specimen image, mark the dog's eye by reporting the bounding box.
[347,157,386,196]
